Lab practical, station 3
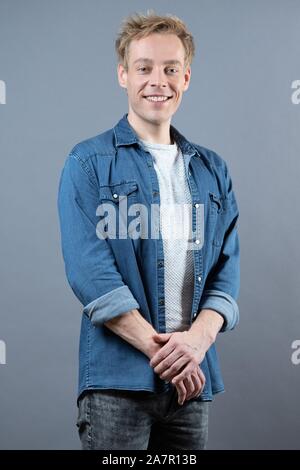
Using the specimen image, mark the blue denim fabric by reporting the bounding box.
[57,113,240,402]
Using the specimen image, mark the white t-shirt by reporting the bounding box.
[139,138,195,332]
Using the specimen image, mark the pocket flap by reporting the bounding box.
[209,191,229,212]
[100,181,138,201]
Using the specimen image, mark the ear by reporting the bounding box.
[182,65,191,92]
[117,63,128,90]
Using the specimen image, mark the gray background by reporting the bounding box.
[0,0,299,449]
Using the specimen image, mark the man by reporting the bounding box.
[57,10,240,450]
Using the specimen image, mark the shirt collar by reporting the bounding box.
[113,113,198,159]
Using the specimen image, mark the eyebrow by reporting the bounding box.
[133,58,182,66]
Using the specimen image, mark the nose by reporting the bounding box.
[149,67,167,88]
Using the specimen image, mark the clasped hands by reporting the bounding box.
[149,330,208,406]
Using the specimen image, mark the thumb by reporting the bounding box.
[152,333,172,343]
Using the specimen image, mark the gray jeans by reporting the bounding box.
[76,386,210,450]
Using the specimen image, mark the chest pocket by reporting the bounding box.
[99,181,139,205]
[98,181,139,240]
[208,191,230,247]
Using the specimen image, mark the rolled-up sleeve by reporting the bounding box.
[57,152,140,326]
[198,289,239,332]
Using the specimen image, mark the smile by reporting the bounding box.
[143,95,172,103]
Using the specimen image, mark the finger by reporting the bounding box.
[195,368,206,396]
[171,363,193,385]
[150,343,177,368]
[183,376,195,401]
[152,333,172,343]
[188,372,202,400]
[198,367,206,389]
[154,349,188,380]
[175,380,187,405]
[161,355,188,381]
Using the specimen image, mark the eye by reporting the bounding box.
[137,67,178,73]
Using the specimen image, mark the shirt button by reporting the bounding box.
[193,312,197,318]
[158,261,164,268]
[112,193,118,199]
[194,203,200,208]
[153,191,159,197]
[188,171,191,176]
[159,299,165,306]
[198,276,202,283]
[195,239,200,245]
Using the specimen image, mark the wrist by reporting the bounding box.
[144,334,160,359]
[189,309,223,347]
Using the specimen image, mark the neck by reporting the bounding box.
[127,110,173,145]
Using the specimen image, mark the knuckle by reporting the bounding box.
[169,365,175,373]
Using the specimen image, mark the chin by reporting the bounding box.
[144,114,170,125]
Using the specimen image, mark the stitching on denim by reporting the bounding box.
[70,152,98,187]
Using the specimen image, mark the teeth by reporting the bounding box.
[145,96,169,102]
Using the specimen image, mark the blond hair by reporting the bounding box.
[115,9,195,72]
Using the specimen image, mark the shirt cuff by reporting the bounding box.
[83,285,140,326]
[198,289,239,332]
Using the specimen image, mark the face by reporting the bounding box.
[118,33,191,125]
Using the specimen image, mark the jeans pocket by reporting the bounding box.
[164,385,185,419]
[76,392,92,449]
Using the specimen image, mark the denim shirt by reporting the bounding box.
[57,113,240,402]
